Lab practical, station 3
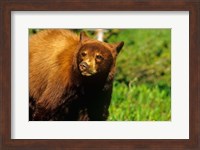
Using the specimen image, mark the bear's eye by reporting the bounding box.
[96,54,104,62]
[81,52,87,57]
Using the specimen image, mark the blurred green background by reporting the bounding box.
[29,29,171,121]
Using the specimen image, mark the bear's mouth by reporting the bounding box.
[80,71,95,76]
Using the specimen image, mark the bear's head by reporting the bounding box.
[77,32,124,78]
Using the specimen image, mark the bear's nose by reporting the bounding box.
[79,62,89,71]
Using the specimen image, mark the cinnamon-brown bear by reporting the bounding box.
[29,29,124,121]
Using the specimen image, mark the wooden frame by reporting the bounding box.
[0,0,199,149]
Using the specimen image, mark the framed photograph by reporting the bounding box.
[1,0,199,149]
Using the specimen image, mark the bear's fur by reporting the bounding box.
[29,29,124,121]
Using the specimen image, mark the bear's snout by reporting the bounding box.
[79,62,89,71]
[79,61,97,76]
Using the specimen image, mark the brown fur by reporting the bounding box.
[29,29,124,121]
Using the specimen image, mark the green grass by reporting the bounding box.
[108,81,171,121]
[107,29,171,121]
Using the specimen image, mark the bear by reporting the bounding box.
[29,29,124,121]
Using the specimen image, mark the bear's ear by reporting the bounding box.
[114,41,124,54]
[80,31,90,42]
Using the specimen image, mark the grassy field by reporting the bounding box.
[29,29,171,121]
[106,29,171,121]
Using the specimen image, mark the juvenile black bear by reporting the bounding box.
[29,29,124,121]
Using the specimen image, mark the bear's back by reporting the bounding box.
[29,30,79,100]
[29,29,79,60]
